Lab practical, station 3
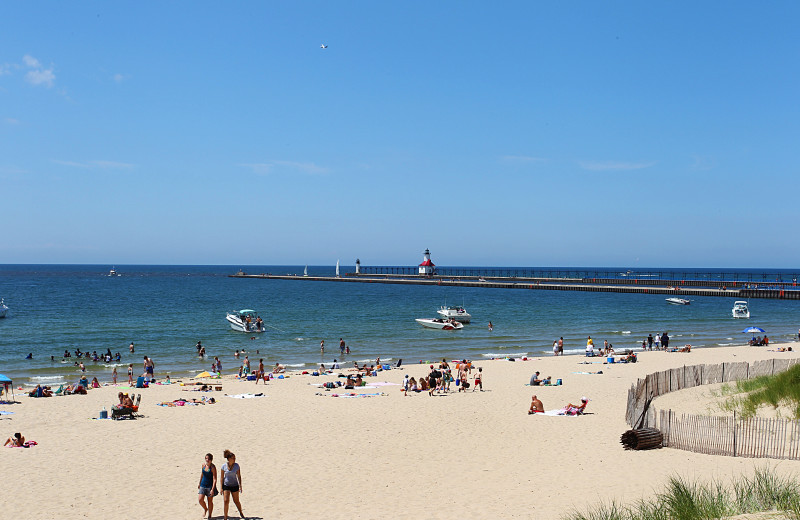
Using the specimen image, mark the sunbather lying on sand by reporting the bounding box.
[562,397,589,415]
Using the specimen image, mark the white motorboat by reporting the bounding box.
[666,298,691,305]
[226,309,266,332]
[732,301,750,319]
[415,318,464,330]
[436,305,472,323]
[0,298,7,318]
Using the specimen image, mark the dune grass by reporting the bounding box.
[564,468,800,520]
[717,365,800,419]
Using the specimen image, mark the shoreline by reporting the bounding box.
[13,338,793,389]
[5,343,800,519]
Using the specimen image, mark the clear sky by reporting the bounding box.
[2,2,798,268]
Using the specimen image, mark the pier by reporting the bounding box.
[228,272,800,300]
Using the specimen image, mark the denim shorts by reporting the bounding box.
[198,486,213,497]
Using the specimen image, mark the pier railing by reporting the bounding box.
[626,359,800,459]
[356,267,800,289]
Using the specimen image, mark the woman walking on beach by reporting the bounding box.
[221,449,245,520]
[198,453,217,519]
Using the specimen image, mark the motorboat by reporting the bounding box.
[415,318,464,330]
[108,267,120,276]
[436,305,472,323]
[0,298,7,318]
[732,301,750,319]
[666,298,690,305]
[226,309,266,332]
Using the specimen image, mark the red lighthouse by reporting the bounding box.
[418,248,435,276]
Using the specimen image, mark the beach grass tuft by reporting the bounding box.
[563,467,800,520]
[718,365,800,419]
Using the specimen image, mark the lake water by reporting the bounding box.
[1,264,798,387]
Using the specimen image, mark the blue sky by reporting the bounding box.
[2,2,798,267]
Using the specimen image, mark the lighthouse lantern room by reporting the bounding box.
[418,248,435,276]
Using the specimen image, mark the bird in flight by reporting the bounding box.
[320,44,328,49]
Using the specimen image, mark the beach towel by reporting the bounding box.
[225,393,265,399]
[0,411,14,415]
[572,371,603,375]
[8,441,37,448]
[538,409,582,416]
[316,392,386,398]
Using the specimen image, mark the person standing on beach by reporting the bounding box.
[143,356,154,380]
[198,453,217,519]
[647,334,654,351]
[586,336,594,357]
[558,337,564,355]
[473,367,483,391]
[654,334,660,350]
[221,449,244,520]
[339,338,346,354]
[553,340,559,356]
[661,332,670,350]
[127,364,133,385]
[112,367,117,384]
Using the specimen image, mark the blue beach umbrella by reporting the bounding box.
[0,374,15,402]
[741,326,765,334]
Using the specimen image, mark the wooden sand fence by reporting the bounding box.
[625,358,800,459]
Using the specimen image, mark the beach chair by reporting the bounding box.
[111,395,141,420]
[394,359,403,368]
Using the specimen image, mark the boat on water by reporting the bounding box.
[732,301,750,319]
[666,298,691,305]
[226,309,266,332]
[0,298,7,318]
[436,305,472,323]
[108,267,120,277]
[415,318,464,330]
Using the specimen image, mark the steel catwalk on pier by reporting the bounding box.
[228,271,800,300]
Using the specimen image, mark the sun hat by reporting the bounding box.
[581,396,589,402]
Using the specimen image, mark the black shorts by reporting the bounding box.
[222,483,240,493]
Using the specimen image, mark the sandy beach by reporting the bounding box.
[4,344,800,519]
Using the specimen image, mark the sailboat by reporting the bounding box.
[335,259,340,278]
[303,265,308,277]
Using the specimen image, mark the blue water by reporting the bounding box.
[1,264,799,387]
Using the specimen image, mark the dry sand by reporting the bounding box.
[3,344,800,519]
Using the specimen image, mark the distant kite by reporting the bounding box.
[320,44,328,49]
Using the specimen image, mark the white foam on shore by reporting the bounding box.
[482,352,528,358]
[27,375,65,385]
[285,363,305,368]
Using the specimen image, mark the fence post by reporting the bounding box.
[733,411,737,457]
